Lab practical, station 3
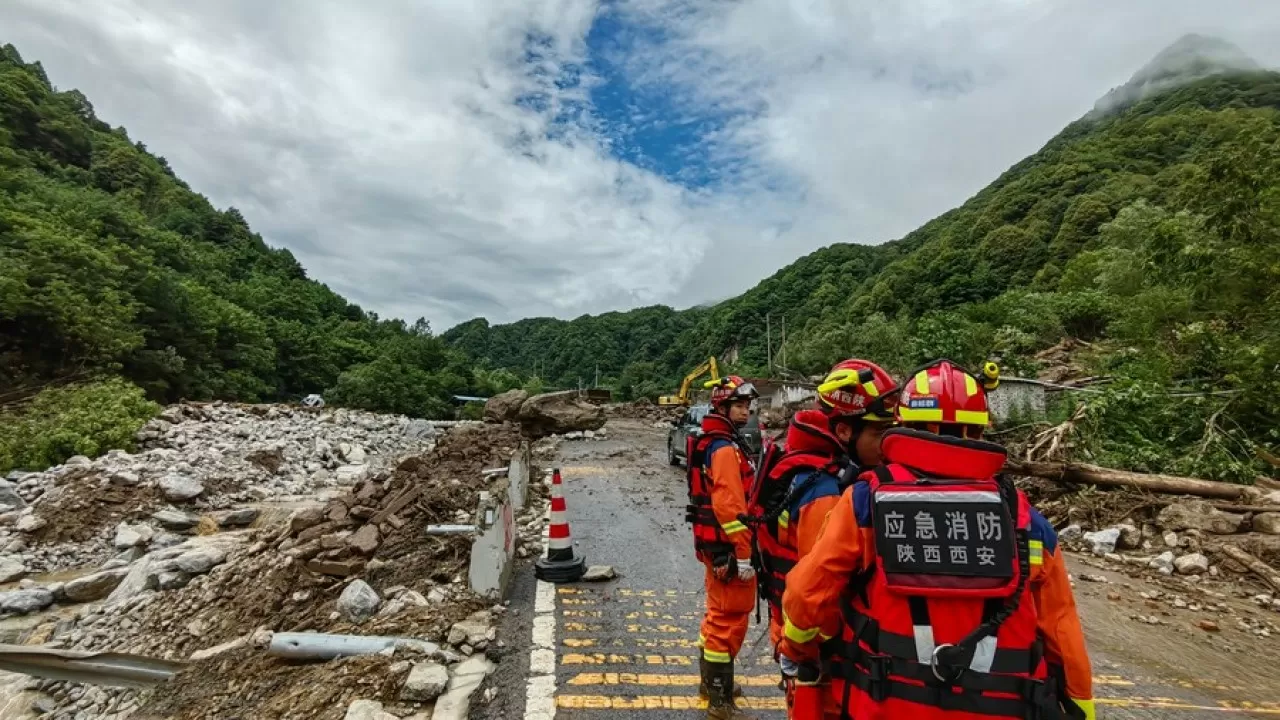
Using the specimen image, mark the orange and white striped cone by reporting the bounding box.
[535,468,586,582]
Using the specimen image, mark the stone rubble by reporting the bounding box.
[0,403,444,577]
[0,402,523,719]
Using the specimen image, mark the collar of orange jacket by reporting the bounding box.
[879,427,1007,479]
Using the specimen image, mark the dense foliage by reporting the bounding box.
[0,379,159,472]
[448,70,1280,481]
[0,46,536,461]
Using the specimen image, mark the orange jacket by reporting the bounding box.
[785,492,840,560]
[707,443,754,560]
[781,484,1093,706]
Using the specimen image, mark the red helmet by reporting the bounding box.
[897,359,1000,431]
[708,375,758,408]
[815,359,898,422]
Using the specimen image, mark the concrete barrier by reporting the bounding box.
[508,441,531,511]
[465,444,528,598]
[467,489,516,598]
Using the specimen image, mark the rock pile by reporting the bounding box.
[1058,498,1280,602]
[0,403,441,577]
[12,420,538,719]
[277,423,525,580]
[604,400,681,424]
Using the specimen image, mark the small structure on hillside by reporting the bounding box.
[988,378,1048,425]
[747,378,818,410]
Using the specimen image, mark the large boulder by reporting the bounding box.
[63,568,129,602]
[1157,500,1244,535]
[1254,512,1280,535]
[0,479,27,510]
[159,474,205,502]
[0,588,54,614]
[484,389,529,424]
[515,391,606,438]
[337,580,381,623]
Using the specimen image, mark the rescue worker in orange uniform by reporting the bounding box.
[778,359,1096,720]
[749,359,897,718]
[686,375,761,719]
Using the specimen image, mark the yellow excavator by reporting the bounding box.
[658,357,721,406]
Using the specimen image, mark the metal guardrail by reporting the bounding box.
[0,645,184,688]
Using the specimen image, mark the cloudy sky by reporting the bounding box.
[5,1,1279,331]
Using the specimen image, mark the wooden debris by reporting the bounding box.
[1219,545,1280,593]
[1005,460,1252,501]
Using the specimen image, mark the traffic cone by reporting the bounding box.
[535,468,586,583]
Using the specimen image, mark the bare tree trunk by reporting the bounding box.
[1220,545,1280,593]
[1004,460,1251,501]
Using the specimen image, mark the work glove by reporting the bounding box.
[1065,698,1096,720]
[779,655,800,678]
[711,554,736,582]
[736,556,756,581]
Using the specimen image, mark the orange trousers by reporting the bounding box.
[698,561,756,663]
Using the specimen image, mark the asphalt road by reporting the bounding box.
[485,420,1280,720]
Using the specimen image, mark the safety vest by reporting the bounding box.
[827,430,1063,720]
[685,413,756,562]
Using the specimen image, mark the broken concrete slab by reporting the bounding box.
[431,656,496,720]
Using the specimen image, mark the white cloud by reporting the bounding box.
[616,0,1280,301]
[3,0,1279,329]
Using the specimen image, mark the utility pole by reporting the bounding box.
[766,313,773,375]
[780,315,786,370]
[594,364,600,388]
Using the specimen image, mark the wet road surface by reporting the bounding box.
[490,420,1280,720]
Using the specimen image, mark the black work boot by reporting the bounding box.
[704,660,756,720]
[699,657,744,702]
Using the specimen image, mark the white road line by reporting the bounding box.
[525,478,558,720]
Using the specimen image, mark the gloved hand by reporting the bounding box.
[736,556,756,581]
[1066,698,1095,720]
[779,655,800,678]
[711,554,735,582]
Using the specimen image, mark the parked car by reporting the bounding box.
[667,403,763,467]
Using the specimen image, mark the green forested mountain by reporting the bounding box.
[447,44,1280,481]
[0,44,521,469]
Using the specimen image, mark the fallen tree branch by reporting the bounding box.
[1219,545,1280,593]
[1205,503,1280,515]
[1004,460,1251,501]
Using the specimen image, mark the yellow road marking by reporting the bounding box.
[625,611,694,621]
[559,588,584,595]
[556,695,786,710]
[626,624,686,634]
[563,639,596,647]
[634,638,699,648]
[560,598,598,606]
[561,653,775,666]
[568,673,777,687]
[564,610,604,618]
[1094,675,1135,687]
[563,654,697,666]
[555,695,1279,715]
[1098,698,1280,715]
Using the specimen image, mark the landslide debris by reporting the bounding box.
[1,406,541,720]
